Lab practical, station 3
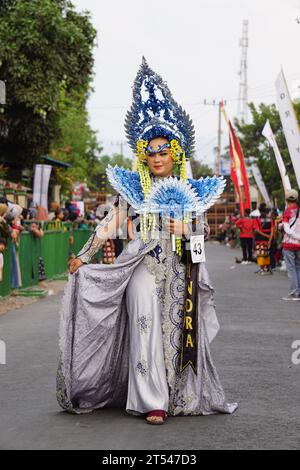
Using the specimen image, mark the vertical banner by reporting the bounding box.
[221,104,251,215]
[33,164,52,210]
[262,120,291,193]
[251,163,271,206]
[275,69,300,189]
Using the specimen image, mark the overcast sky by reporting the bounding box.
[73,0,300,167]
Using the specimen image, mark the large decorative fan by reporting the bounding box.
[106,165,226,215]
[140,177,202,217]
[140,176,225,216]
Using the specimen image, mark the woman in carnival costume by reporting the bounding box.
[57,58,237,424]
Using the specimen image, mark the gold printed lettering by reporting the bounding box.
[185,299,193,313]
[186,334,194,348]
[185,316,193,330]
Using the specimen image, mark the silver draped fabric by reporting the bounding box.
[57,236,238,416]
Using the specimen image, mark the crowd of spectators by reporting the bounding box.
[0,197,99,291]
[216,190,300,301]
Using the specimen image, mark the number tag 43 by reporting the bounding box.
[190,235,206,263]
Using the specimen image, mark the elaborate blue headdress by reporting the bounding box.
[125,57,195,158]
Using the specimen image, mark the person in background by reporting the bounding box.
[75,217,89,231]
[21,208,30,221]
[65,201,79,222]
[54,208,64,222]
[48,202,60,221]
[57,208,64,220]
[86,209,96,221]
[216,217,229,244]
[270,209,281,270]
[35,206,48,221]
[22,215,47,285]
[228,211,239,248]
[0,202,10,239]
[29,202,38,220]
[254,208,274,275]
[61,209,69,222]
[0,237,7,282]
[4,204,23,290]
[236,208,258,264]
[281,189,300,301]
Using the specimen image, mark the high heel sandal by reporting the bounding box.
[146,410,167,425]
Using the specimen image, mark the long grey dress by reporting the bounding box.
[56,203,237,416]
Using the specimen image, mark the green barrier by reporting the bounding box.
[0,239,12,297]
[19,232,40,287]
[72,229,94,256]
[0,226,95,297]
[72,229,103,263]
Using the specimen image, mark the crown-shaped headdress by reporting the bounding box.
[125,57,195,158]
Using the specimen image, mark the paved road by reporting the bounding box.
[0,243,300,450]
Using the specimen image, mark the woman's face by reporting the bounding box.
[146,137,174,177]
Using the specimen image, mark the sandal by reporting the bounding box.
[146,410,167,425]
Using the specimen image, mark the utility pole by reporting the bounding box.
[110,140,126,156]
[217,101,222,176]
[203,99,226,175]
[237,20,249,123]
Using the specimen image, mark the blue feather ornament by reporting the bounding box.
[142,178,201,218]
[106,165,226,215]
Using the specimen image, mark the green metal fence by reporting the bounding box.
[0,240,11,297]
[0,226,94,297]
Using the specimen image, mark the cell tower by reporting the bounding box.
[237,20,249,122]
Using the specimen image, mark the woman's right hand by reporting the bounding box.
[69,258,84,274]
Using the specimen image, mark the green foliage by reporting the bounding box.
[50,85,102,196]
[190,160,213,178]
[95,153,133,194]
[0,0,96,172]
[233,102,300,208]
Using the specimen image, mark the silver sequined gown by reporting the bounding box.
[56,205,237,416]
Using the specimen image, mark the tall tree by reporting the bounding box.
[190,160,213,179]
[50,85,102,196]
[231,102,300,207]
[0,0,96,179]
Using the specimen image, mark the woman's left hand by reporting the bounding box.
[165,217,188,237]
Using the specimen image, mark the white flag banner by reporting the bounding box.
[262,120,291,193]
[275,69,300,188]
[33,164,52,210]
[251,163,271,206]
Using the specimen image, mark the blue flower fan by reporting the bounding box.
[106,165,144,210]
[188,176,226,212]
[106,165,226,215]
[141,178,202,218]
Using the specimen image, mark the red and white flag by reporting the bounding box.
[221,105,251,214]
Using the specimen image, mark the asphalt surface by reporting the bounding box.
[0,243,300,450]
